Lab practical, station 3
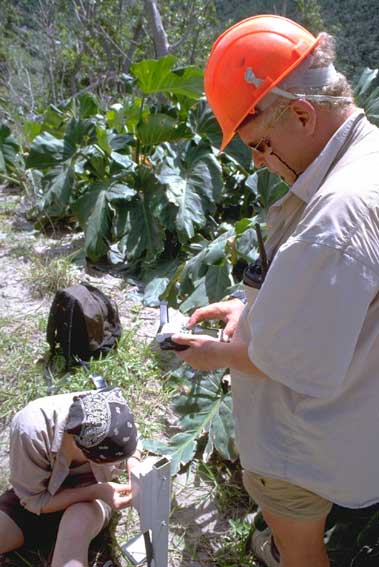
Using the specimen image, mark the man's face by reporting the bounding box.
[237,102,302,185]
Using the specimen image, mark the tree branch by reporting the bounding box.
[143,0,170,57]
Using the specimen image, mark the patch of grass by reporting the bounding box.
[46,327,170,439]
[197,460,252,514]
[0,315,49,423]
[213,517,259,567]
[0,198,19,216]
[26,255,81,297]
[0,314,169,442]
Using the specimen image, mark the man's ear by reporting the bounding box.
[290,99,317,135]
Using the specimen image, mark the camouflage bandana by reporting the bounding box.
[65,387,137,463]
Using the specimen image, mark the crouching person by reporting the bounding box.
[0,387,142,567]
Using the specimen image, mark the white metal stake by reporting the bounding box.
[121,456,171,567]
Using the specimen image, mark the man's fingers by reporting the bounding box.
[171,333,194,345]
[187,304,224,327]
[223,321,237,339]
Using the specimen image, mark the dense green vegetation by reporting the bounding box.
[216,0,379,80]
[2,3,379,565]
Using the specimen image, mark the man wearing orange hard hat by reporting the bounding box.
[172,14,379,567]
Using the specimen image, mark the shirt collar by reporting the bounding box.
[290,108,366,204]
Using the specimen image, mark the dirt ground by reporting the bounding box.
[0,185,257,567]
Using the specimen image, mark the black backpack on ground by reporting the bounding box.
[46,282,122,368]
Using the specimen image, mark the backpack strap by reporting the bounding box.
[46,294,61,355]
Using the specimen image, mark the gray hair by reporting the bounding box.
[301,32,353,103]
[253,32,354,112]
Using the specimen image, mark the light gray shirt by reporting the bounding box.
[232,110,379,508]
[9,393,127,514]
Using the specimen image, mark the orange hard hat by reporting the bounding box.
[204,15,321,150]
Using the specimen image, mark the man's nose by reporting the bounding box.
[252,151,266,168]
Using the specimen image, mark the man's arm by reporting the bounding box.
[171,333,267,378]
[41,482,133,513]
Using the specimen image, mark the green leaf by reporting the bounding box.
[23,121,42,143]
[71,183,113,261]
[205,264,232,303]
[26,132,66,169]
[109,134,134,151]
[64,118,96,148]
[223,136,252,169]
[26,119,92,170]
[236,227,259,263]
[131,55,203,99]
[258,168,289,214]
[142,259,181,306]
[84,190,113,261]
[122,169,166,263]
[354,67,379,125]
[157,141,223,241]
[126,192,165,263]
[110,151,135,170]
[96,127,112,156]
[189,98,222,146]
[77,93,99,118]
[107,183,136,203]
[71,182,105,227]
[136,113,182,146]
[40,166,74,217]
[180,276,208,312]
[354,67,378,98]
[0,125,20,174]
[144,370,237,475]
[40,106,66,138]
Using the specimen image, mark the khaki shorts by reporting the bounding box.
[243,470,333,521]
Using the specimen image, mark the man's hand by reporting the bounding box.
[171,334,225,371]
[97,481,133,511]
[187,299,245,341]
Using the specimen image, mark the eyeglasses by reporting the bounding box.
[249,103,290,155]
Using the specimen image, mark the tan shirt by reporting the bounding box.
[232,110,379,507]
[9,393,127,514]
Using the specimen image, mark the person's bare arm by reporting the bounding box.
[171,334,267,378]
[41,481,132,513]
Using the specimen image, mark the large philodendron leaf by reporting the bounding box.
[71,182,113,261]
[180,229,234,289]
[180,262,232,313]
[157,141,223,241]
[40,166,75,217]
[85,190,113,261]
[144,369,238,475]
[124,169,165,264]
[188,98,222,147]
[131,55,203,99]
[26,118,96,170]
[137,113,186,146]
[26,132,66,169]
[0,125,20,174]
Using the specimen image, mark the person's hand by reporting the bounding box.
[127,453,142,475]
[187,299,245,341]
[171,333,226,371]
[97,481,133,510]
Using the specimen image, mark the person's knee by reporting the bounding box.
[58,501,105,540]
[0,510,24,554]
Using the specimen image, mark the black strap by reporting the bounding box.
[143,531,154,567]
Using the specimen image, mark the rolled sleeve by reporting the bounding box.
[248,238,379,398]
[9,421,54,515]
